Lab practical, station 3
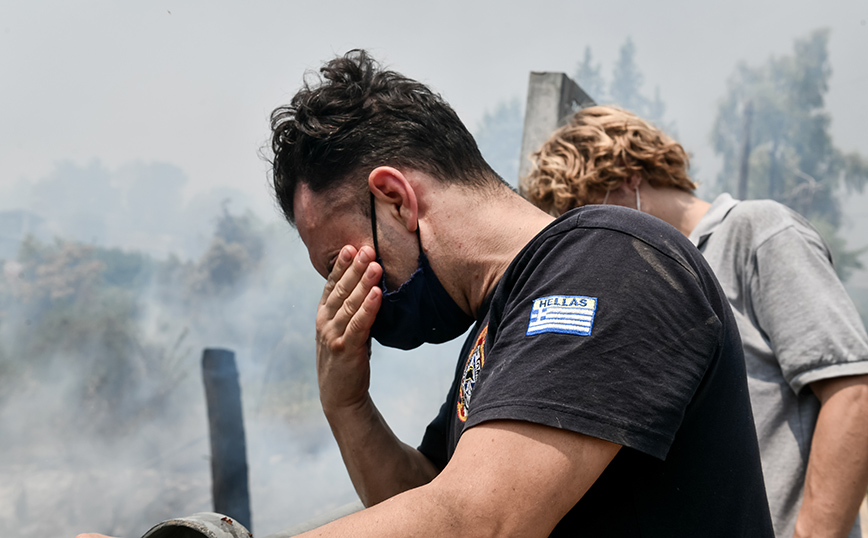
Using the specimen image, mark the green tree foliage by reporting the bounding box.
[575,39,672,132]
[188,204,265,295]
[573,47,606,103]
[474,98,524,187]
[0,238,189,435]
[0,205,321,434]
[94,247,156,289]
[476,40,673,187]
[711,29,868,279]
[609,38,647,114]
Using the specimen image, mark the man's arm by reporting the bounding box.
[298,420,620,538]
[72,421,619,538]
[316,244,438,505]
[325,393,440,506]
[794,374,868,538]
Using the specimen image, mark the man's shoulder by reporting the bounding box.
[716,198,825,252]
[569,204,681,233]
[505,205,716,303]
[727,198,798,226]
[550,205,704,271]
[549,205,691,248]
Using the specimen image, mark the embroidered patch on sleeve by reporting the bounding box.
[527,295,598,336]
[457,325,487,422]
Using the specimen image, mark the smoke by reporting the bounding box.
[0,160,460,537]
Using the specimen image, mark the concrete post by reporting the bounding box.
[517,72,595,195]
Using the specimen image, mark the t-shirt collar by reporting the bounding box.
[688,193,740,249]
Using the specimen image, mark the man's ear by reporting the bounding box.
[623,174,643,191]
[368,166,419,232]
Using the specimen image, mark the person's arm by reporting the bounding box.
[741,218,868,537]
[316,244,438,506]
[72,421,619,538]
[298,419,620,538]
[794,374,868,538]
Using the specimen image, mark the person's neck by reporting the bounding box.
[645,187,711,238]
[426,186,555,318]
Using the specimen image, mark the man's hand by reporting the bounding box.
[311,244,435,505]
[315,244,382,415]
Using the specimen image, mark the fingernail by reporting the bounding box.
[358,249,370,263]
[365,264,377,279]
[339,247,352,262]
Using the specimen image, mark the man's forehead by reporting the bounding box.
[293,183,370,275]
[294,183,361,224]
[293,184,318,228]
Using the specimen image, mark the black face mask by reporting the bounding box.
[368,194,475,350]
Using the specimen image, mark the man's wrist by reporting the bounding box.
[322,392,376,425]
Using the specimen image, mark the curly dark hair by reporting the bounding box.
[269,49,501,225]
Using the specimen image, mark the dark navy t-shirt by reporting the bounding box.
[418,205,773,537]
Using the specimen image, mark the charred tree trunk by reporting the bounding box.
[202,348,252,532]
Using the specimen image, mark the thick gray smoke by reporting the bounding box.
[1,23,866,537]
[0,160,461,537]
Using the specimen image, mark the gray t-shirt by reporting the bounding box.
[689,193,868,538]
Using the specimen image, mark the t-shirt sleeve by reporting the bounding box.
[750,221,868,394]
[464,227,723,460]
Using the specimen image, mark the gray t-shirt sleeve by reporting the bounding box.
[750,219,868,394]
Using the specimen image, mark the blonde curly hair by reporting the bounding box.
[522,106,696,216]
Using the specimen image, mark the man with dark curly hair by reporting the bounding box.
[525,105,868,538]
[264,52,774,537]
[74,51,773,538]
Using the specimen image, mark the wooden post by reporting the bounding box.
[202,348,252,532]
[517,72,596,195]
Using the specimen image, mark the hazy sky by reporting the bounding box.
[2,0,866,217]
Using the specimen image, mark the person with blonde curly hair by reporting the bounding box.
[525,105,868,538]
[524,106,706,233]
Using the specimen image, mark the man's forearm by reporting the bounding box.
[795,376,868,538]
[298,420,619,538]
[312,244,439,506]
[325,393,439,506]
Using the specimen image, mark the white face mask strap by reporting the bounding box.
[635,188,641,212]
[602,189,611,205]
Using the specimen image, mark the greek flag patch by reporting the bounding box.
[527,295,598,336]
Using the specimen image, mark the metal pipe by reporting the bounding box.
[139,502,363,538]
[141,512,252,538]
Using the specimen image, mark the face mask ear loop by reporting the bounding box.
[602,189,611,205]
[412,217,425,268]
[370,192,391,291]
[370,192,380,256]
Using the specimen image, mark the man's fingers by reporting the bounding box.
[329,253,382,336]
[320,245,356,306]
[317,245,382,346]
[325,248,370,315]
[344,285,383,348]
